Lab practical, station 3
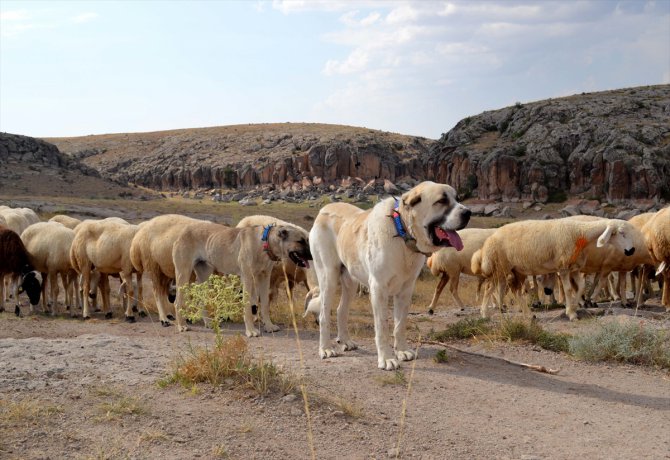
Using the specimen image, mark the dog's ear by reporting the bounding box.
[277,228,289,240]
[401,188,422,207]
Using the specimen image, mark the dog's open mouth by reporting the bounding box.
[430,225,464,251]
[289,251,311,268]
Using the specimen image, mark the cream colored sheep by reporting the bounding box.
[475,217,637,320]
[15,207,40,225]
[21,221,78,315]
[49,215,82,230]
[641,207,670,310]
[70,218,142,320]
[425,228,495,312]
[130,214,312,335]
[0,209,30,235]
[236,215,315,308]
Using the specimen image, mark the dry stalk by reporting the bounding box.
[419,339,560,375]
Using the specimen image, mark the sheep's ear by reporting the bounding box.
[402,189,422,207]
[277,228,289,240]
[597,224,614,247]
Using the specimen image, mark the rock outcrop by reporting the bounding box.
[47,124,431,192]
[423,85,670,202]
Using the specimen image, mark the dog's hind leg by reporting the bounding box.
[335,271,358,351]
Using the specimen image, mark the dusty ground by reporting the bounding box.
[1,289,669,460]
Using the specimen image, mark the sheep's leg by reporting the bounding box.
[81,270,92,319]
[99,274,112,319]
[135,272,144,315]
[635,265,649,308]
[662,271,670,311]
[479,279,495,318]
[49,270,59,316]
[616,271,628,307]
[450,273,466,310]
[150,272,173,327]
[0,276,4,312]
[120,271,135,321]
[559,271,579,320]
[40,273,49,314]
[335,271,357,351]
[427,273,449,314]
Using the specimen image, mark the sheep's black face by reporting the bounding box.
[21,271,42,306]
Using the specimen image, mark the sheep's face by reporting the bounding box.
[275,226,312,268]
[20,271,43,306]
[401,181,471,253]
[597,221,636,256]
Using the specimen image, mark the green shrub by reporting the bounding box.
[430,318,491,341]
[498,318,570,353]
[179,274,246,334]
[569,322,670,369]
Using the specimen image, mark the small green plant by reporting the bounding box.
[179,274,246,334]
[430,317,492,341]
[498,318,570,353]
[569,321,670,369]
[434,349,449,363]
[98,396,146,420]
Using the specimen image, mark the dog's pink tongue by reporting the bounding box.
[435,227,464,251]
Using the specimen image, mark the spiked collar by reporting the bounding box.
[261,224,280,261]
[390,198,431,256]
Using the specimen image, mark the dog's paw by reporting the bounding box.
[395,349,416,362]
[160,320,172,327]
[378,358,400,371]
[177,324,190,332]
[319,347,340,359]
[246,328,261,338]
[263,323,280,333]
[336,337,358,351]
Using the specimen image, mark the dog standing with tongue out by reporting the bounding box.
[306,181,471,370]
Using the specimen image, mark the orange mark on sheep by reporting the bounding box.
[568,237,588,264]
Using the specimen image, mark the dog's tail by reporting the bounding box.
[426,254,434,270]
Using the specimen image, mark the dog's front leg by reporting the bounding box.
[393,287,416,362]
[257,272,280,333]
[318,270,340,359]
[240,271,260,337]
[370,281,398,370]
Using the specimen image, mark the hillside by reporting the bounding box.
[46,123,432,192]
[0,133,143,199]
[44,85,670,203]
[424,85,670,202]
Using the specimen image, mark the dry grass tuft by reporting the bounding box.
[375,370,408,386]
[0,397,63,423]
[161,335,298,397]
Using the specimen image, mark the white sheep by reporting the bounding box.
[20,222,78,315]
[474,217,637,320]
[70,218,142,320]
[425,228,495,312]
[641,206,670,310]
[49,215,82,230]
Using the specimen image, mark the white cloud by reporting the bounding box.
[0,10,29,21]
[71,12,98,24]
[386,4,419,24]
[323,48,369,75]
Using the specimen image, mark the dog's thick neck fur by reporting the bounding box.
[390,198,431,257]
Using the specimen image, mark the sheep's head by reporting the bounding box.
[20,270,43,306]
[274,225,312,268]
[401,181,471,254]
[596,220,636,256]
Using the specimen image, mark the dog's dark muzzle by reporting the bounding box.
[625,248,635,257]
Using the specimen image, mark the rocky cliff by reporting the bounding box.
[47,124,432,192]
[45,85,670,203]
[0,133,141,198]
[423,85,670,202]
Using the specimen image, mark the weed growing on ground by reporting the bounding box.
[179,274,246,332]
[375,370,408,386]
[569,321,670,369]
[498,318,571,353]
[430,317,491,341]
[434,349,449,363]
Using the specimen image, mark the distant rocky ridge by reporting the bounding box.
[41,84,670,204]
[0,132,140,199]
[424,85,670,203]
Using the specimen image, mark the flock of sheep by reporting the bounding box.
[427,209,670,318]
[0,202,669,334]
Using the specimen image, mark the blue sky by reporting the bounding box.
[1,1,669,139]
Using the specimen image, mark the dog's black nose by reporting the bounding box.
[544,287,553,296]
[461,208,471,226]
[625,247,635,257]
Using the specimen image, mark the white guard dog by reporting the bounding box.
[307,181,471,370]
